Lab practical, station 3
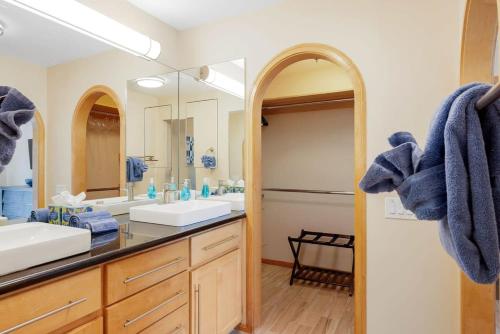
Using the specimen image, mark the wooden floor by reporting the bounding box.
[244,263,354,334]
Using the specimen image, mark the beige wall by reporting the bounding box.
[177,0,465,332]
[262,108,354,271]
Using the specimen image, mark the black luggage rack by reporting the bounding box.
[288,229,355,296]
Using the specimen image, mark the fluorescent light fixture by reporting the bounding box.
[4,0,161,60]
[200,66,244,99]
[136,77,165,88]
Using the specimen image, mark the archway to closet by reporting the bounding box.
[71,85,125,198]
[246,43,366,333]
[460,0,499,333]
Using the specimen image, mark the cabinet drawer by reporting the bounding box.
[191,221,242,267]
[67,317,103,334]
[139,304,189,334]
[105,239,189,305]
[0,268,101,334]
[105,271,189,334]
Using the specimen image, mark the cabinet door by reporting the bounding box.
[192,262,217,334]
[216,249,242,334]
[191,249,242,334]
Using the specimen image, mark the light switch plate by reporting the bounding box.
[384,197,417,220]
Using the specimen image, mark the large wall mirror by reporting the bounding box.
[0,0,245,222]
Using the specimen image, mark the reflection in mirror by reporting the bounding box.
[0,0,176,220]
[179,59,245,191]
[127,72,179,196]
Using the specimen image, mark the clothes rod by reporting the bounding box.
[262,188,354,195]
[476,81,500,110]
[261,98,354,110]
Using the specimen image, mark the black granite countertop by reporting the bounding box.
[0,211,246,295]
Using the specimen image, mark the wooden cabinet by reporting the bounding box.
[0,268,101,334]
[105,239,189,305]
[66,317,103,334]
[191,249,242,334]
[139,304,189,334]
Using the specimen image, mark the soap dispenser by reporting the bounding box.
[201,177,210,198]
[147,178,156,199]
[180,179,191,201]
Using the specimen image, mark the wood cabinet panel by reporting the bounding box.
[191,221,242,267]
[66,316,103,334]
[139,304,189,334]
[105,271,189,334]
[105,239,189,305]
[0,268,101,334]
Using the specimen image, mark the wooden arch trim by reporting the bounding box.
[460,1,498,333]
[71,85,126,195]
[246,43,367,334]
[34,111,45,208]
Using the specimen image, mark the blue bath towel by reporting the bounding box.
[126,157,148,182]
[91,231,118,248]
[78,217,119,234]
[0,87,36,173]
[360,83,500,283]
[28,208,49,223]
[201,155,216,169]
[69,210,112,226]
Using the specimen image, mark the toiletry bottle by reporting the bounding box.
[201,177,210,198]
[147,178,156,199]
[181,179,191,201]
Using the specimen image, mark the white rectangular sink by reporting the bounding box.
[130,200,232,226]
[83,195,158,215]
[0,223,91,276]
[201,193,245,211]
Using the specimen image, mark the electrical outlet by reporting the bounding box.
[384,197,417,220]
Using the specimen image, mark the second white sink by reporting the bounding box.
[200,193,245,211]
[130,200,232,226]
[83,195,158,216]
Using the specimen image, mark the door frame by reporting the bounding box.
[34,111,45,207]
[71,85,126,195]
[460,0,498,332]
[244,43,367,333]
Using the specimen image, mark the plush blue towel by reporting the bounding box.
[91,231,118,248]
[360,82,500,283]
[69,210,112,227]
[0,87,36,173]
[201,155,216,169]
[28,208,49,223]
[77,217,119,234]
[126,157,148,182]
[186,136,194,165]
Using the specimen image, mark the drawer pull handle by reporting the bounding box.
[202,235,238,251]
[0,298,87,334]
[123,257,185,284]
[194,285,200,334]
[124,290,185,327]
[169,325,184,334]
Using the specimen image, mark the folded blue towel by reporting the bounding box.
[78,217,119,234]
[91,231,119,248]
[28,208,50,223]
[69,210,112,227]
[0,86,36,173]
[126,156,148,182]
[201,155,216,169]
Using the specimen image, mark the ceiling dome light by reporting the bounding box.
[136,77,165,88]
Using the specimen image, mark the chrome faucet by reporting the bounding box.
[126,182,135,201]
[217,180,225,196]
[162,183,177,204]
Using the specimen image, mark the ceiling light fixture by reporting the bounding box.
[0,22,5,36]
[136,77,165,88]
[200,66,244,99]
[3,0,161,60]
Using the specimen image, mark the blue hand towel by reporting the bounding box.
[69,210,112,227]
[91,231,119,248]
[0,86,36,173]
[78,217,119,234]
[201,155,216,169]
[126,157,148,182]
[28,208,49,223]
[186,136,194,165]
[360,82,500,284]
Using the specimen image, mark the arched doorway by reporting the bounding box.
[72,85,125,197]
[245,43,366,333]
[460,0,499,333]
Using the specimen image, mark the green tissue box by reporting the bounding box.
[48,205,92,225]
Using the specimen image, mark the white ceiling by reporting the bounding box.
[0,0,111,67]
[127,0,284,30]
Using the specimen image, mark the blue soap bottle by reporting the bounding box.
[201,177,210,198]
[147,178,156,199]
[181,179,191,201]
